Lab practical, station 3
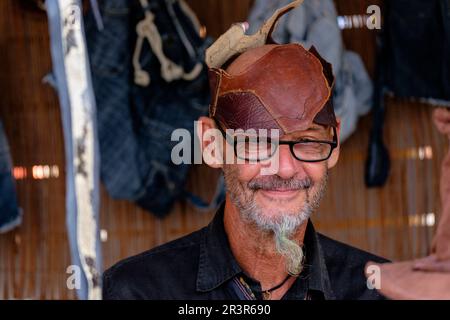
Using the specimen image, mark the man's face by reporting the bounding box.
[199,117,340,275]
[222,124,336,233]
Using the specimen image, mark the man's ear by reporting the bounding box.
[196,116,224,169]
[327,117,341,169]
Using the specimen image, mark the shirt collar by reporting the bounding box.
[296,220,336,300]
[196,202,242,292]
[196,202,336,299]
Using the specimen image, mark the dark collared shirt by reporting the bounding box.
[103,203,389,300]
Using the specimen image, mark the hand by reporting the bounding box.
[433,108,450,139]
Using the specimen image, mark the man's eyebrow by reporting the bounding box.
[287,127,329,139]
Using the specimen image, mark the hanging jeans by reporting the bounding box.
[0,120,22,234]
[46,0,102,300]
[84,0,223,217]
[385,0,450,100]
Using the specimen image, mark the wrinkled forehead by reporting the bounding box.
[228,122,332,139]
[282,124,332,139]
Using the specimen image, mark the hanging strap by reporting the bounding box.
[133,0,203,86]
[46,0,102,300]
[89,0,104,31]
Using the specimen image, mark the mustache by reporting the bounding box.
[247,176,313,191]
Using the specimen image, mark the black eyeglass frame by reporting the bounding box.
[213,119,339,163]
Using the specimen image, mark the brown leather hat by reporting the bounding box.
[205,0,337,135]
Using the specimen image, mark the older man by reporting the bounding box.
[102,1,388,300]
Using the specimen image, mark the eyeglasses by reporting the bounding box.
[214,120,338,163]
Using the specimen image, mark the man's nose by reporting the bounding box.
[276,144,299,179]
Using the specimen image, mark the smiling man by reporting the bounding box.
[102,1,388,300]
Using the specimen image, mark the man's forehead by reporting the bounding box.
[285,124,329,136]
[268,125,330,141]
[216,119,330,137]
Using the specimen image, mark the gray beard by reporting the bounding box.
[224,167,328,276]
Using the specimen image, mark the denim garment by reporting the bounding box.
[85,0,215,216]
[0,120,22,234]
[46,0,102,300]
[103,202,389,300]
[385,0,450,100]
[248,0,373,142]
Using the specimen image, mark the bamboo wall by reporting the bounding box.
[0,0,447,299]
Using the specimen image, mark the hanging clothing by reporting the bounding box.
[384,0,450,101]
[247,0,373,142]
[84,0,223,217]
[46,0,102,300]
[0,120,22,234]
[365,0,450,189]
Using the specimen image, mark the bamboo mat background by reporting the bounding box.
[0,0,447,299]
